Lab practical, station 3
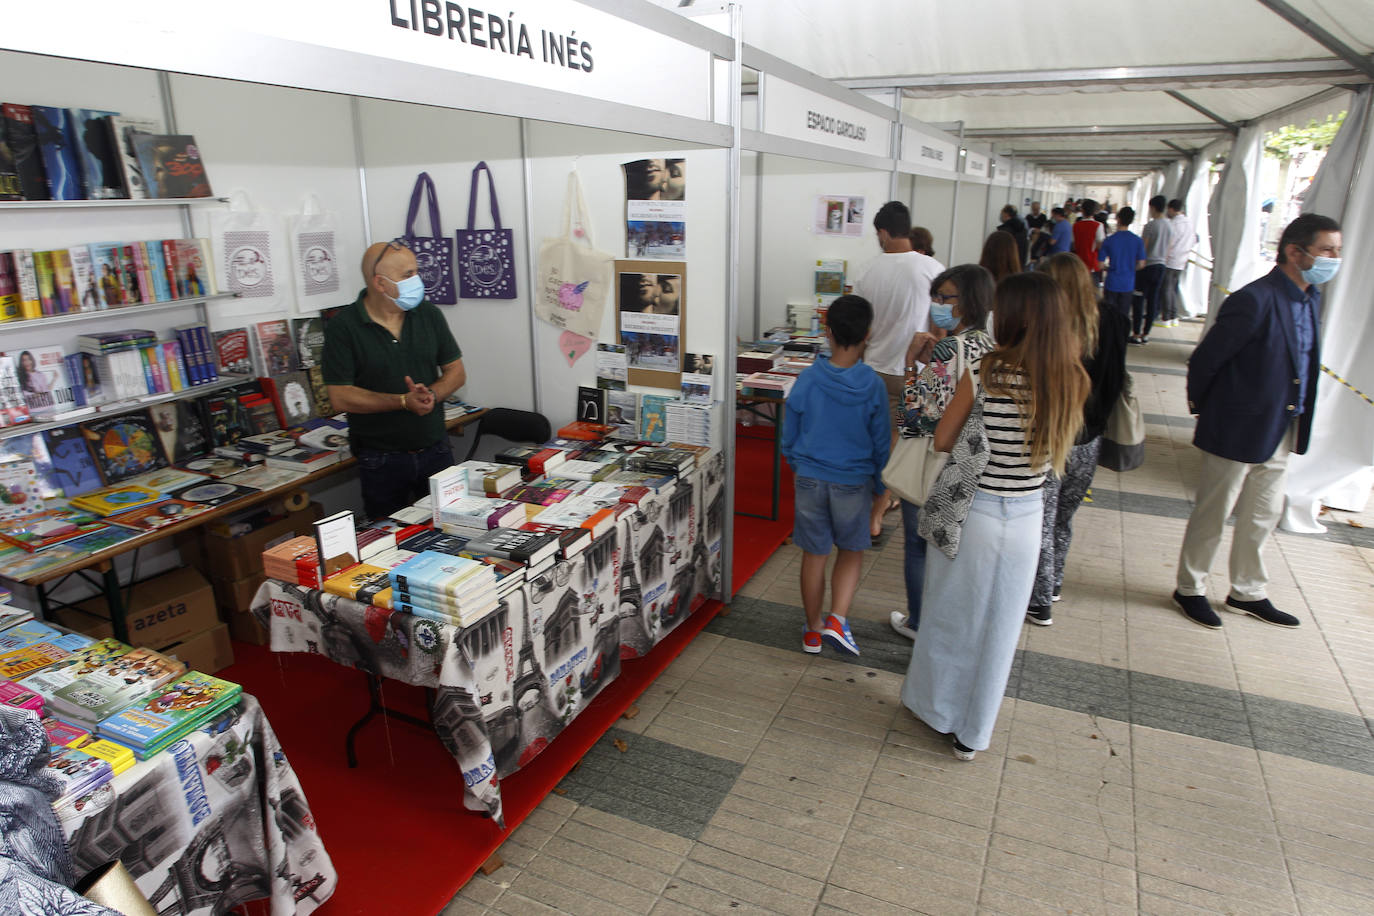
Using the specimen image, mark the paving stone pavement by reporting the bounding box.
[444,321,1374,915]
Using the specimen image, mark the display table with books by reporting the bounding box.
[58,694,337,916]
[249,448,726,826]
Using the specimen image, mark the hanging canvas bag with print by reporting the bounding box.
[455,161,517,299]
[534,170,615,339]
[403,171,456,304]
[218,190,279,299]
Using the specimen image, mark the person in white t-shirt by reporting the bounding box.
[1161,199,1196,326]
[852,200,945,534]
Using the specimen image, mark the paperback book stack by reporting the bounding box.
[72,737,135,775]
[99,669,242,760]
[0,678,45,713]
[627,446,699,478]
[322,563,392,605]
[15,637,128,703]
[436,496,525,538]
[520,497,619,539]
[493,445,569,479]
[462,527,559,593]
[45,645,186,727]
[555,451,623,482]
[739,371,796,398]
[45,747,112,805]
[663,401,716,448]
[388,550,500,625]
[263,536,321,588]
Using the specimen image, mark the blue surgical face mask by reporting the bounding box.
[929,303,959,331]
[1301,255,1340,285]
[388,274,426,310]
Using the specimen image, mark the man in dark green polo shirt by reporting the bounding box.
[323,240,466,519]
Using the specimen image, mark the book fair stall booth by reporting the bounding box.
[0,0,743,910]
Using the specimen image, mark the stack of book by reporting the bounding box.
[494,445,569,478]
[98,670,242,760]
[519,497,618,539]
[74,736,136,775]
[397,528,470,556]
[504,477,583,509]
[0,506,111,552]
[44,645,186,727]
[739,371,797,398]
[0,678,44,713]
[18,638,130,704]
[436,496,525,537]
[736,346,783,373]
[389,551,500,625]
[42,716,92,751]
[263,536,322,588]
[263,444,340,473]
[68,483,166,516]
[44,746,113,805]
[321,563,392,604]
[663,401,715,448]
[461,527,560,569]
[627,447,699,478]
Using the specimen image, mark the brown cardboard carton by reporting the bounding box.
[62,567,218,649]
[212,573,267,616]
[226,609,269,646]
[164,623,234,674]
[197,504,324,581]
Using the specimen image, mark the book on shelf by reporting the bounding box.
[169,239,214,298]
[3,251,41,320]
[80,413,168,483]
[355,527,396,562]
[605,390,639,439]
[29,106,83,201]
[43,425,102,496]
[680,352,714,405]
[211,328,253,376]
[132,134,212,199]
[291,317,326,369]
[66,246,104,312]
[0,113,21,199]
[0,355,33,427]
[144,400,209,466]
[1,104,47,201]
[49,645,186,726]
[259,371,316,428]
[306,367,332,417]
[103,114,160,200]
[0,460,44,524]
[0,432,60,498]
[229,463,306,492]
[67,109,124,200]
[98,668,242,756]
[172,323,216,387]
[314,509,359,578]
[252,320,295,377]
[0,619,65,652]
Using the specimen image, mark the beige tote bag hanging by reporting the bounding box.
[534,170,615,339]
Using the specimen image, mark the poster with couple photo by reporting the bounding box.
[623,158,686,260]
[615,259,685,388]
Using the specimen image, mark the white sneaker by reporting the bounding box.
[889,610,917,640]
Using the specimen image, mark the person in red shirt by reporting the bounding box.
[1071,199,1104,283]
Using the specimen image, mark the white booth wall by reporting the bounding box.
[907,174,957,266]
[952,178,991,266]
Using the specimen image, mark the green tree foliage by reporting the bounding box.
[1264,112,1346,158]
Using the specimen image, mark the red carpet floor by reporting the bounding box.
[223,429,794,913]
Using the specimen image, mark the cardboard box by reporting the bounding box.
[61,567,218,649]
[226,609,269,646]
[165,622,234,674]
[197,504,324,581]
[212,573,267,616]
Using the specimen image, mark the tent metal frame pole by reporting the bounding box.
[518,118,542,415]
[720,1,743,602]
[948,122,964,263]
[1166,90,1241,132]
[1254,0,1374,81]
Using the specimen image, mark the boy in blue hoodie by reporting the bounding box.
[780,294,890,656]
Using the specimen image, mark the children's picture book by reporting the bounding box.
[80,414,168,483]
[68,483,166,517]
[314,510,359,578]
[146,401,208,465]
[1,104,47,200]
[107,498,213,531]
[30,106,83,201]
[50,645,186,725]
[0,355,31,426]
[98,669,241,751]
[131,134,212,199]
[0,461,44,524]
[0,432,60,499]
[177,455,249,479]
[0,506,109,552]
[44,425,102,497]
[20,638,129,700]
[170,239,213,298]
[121,466,209,494]
[253,320,294,377]
[291,317,326,369]
[68,109,124,200]
[104,115,160,200]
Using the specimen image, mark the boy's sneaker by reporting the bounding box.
[889,610,917,640]
[1051,588,1062,603]
[1026,605,1053,626]
[822,614,860,656]
[802,630,823,654]
[952,737,976,761]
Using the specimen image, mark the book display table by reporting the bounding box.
[250,452,727,826]
[59,694,337,915]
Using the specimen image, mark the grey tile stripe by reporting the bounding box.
[1144,412,1195,428]
[1083,487,1374,550]
[1128,363,1188,377]
[707,596,1374,776]
[556,727,742,840]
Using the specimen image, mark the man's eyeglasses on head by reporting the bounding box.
[370,237,411,278]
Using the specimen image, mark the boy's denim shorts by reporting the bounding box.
[793,475,873,554]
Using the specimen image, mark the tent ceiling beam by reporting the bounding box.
[965,124,1226,140]
[1165,90,1241,132]
[1253,85,1353,125]
[1162,140,1198,156]
[1253,0,1374,81]
[835,58,1365,95]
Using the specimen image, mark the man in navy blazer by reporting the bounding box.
[1173,213,1342,630]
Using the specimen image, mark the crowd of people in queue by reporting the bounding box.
[780,198,1342,761]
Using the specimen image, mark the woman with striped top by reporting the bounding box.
[901,272,1090,760]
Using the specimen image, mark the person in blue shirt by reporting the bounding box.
[1049,207,1073,254]
[1098,206,1147,317]
[1173,213,1342,632]
[780,294,890,658]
